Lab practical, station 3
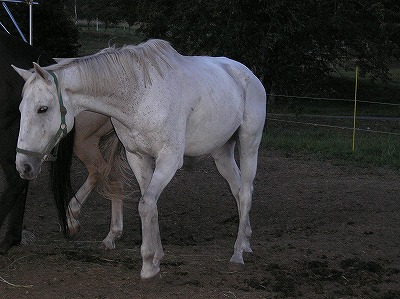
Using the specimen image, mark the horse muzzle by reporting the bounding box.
[16,153,42,180]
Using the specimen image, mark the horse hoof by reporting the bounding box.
[140,265,161,280]
[229,253,245,265]
[100,240,116,250]
[67,221,81,236]
[244,246,253,254]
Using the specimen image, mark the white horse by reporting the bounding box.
[13,39,266,279]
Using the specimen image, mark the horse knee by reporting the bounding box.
[238,183,253,203]
[138,196,157,219]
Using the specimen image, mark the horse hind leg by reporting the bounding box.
[212,140,253,265]
[100,198,123,249]
[229,125,264,264]
[211,141,241,207]
[226,74,265,264]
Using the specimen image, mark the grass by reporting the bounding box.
[264,116,400,169]
[266,66,400,168]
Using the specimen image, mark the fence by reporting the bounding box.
[265,90,400,155]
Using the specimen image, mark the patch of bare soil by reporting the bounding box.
[1,149,400,298]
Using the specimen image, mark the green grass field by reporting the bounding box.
[266,71,400,168]
[264,120,400,168]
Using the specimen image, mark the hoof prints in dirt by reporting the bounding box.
[62,249,137,269]
[59,249,400,298]
[255,258,400,298]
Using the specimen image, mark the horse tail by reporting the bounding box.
[50,127,76,239]
[96,129,138,202]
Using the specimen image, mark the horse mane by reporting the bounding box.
[46,39,184,94]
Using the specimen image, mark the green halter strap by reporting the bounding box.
[16,70,68,162]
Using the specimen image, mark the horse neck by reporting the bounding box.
[61,66,141,122]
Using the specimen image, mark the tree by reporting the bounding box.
[120,0,138,30]
[136,0,400,95]
[96,0,123,29]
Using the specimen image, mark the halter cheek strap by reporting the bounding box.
[16,71,68,162]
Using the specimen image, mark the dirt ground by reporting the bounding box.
[0,149,400,299]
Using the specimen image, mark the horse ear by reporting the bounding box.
[33,62,51,83]
[11,65,33,81]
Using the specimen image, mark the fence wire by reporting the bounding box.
[267,117,400,136]
[266,94,400,136]
[267,94,400,107]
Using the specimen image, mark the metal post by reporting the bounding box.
[2,1,27,42]
[352,66,359,152]
[1,0,38,44]
[28,0,32,44]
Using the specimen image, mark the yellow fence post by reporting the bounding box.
[352,66,359,152]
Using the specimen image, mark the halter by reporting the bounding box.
[16,71,68,162]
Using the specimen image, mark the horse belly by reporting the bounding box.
[184,105,242,156]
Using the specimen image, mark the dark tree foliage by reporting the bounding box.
[0,0,79,57]
[136,0,400,95]
[4,0,397,94]
[120,0,138,29]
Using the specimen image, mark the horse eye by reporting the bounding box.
[37,106,48,114]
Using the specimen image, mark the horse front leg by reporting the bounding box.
[67,173,98,236]
[70,126,107,237]
[127,151,181,279]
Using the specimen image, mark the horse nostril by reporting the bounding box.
[23,163,32,175]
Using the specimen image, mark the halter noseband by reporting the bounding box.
[16,71,68,162]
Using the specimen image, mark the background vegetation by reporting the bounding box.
[135,0,400,95]
[3,0,399,94]
[1,0,400,167]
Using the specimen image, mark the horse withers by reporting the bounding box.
[13,39,266,278]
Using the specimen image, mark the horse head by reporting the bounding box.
[12,63,74,180]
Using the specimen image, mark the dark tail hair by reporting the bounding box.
[50,126,76,238]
